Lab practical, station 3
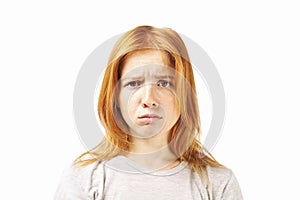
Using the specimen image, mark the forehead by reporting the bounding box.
[120,50,172,77]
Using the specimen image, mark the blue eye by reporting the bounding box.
[157,80,171,87]
[126,81,142,88]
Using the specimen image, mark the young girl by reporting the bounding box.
[55,25,243,200]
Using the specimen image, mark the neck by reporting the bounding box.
[121,133,180,170]
[129,133,167,153]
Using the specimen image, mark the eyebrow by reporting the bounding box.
[121,76,144,81]
[153,75,175,79]
[121,75,175,81]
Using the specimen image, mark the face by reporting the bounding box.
[117,50,180,139]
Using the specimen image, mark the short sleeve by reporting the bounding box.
[221,171,243,200]
[54,161,105,200]
[54,166,89,200]
[206,166,243,200]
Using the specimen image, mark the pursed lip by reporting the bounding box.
[138,113,162,119]
[137,113,162,123]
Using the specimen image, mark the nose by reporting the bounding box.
[141,84,158,108]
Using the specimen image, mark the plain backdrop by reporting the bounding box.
[0,1,299,199]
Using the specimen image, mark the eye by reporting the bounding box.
[126,80,142,88]
[157,80,171,87]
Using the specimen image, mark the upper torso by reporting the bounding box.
[55,155,243,200]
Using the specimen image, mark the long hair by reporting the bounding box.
[74,25,223,182]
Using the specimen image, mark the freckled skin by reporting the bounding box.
[118,50,180,140]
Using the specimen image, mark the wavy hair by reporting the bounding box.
[74,25,223,182]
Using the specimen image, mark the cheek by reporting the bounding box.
[119,92,139,117]
[160,97,180,121]
[163,91,180,110]
[165,100,179,115]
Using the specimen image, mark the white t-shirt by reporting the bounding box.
[55,155,243,200]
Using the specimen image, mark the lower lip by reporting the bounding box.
[138,117,161,123]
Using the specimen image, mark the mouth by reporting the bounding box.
[137,114,162,123]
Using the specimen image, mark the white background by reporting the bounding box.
[0,0,299,199]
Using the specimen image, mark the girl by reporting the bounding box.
[55,25,243,200]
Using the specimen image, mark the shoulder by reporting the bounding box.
[206,165,234,183]
[55,161,104,200]
[66,161,103,184]
[206,166,243,199]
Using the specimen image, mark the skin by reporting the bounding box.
[118,50,181,170]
